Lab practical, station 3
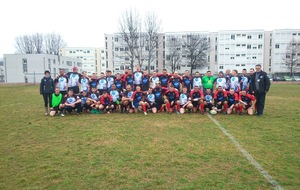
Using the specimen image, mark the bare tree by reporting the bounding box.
[144,12,162,73]
[119,9,140,70]
[32,33,44,54]
[283,38,300,77]
[45,32,67,55]
[165,35,182,73]
[15,35,35,54]
[182,33,210,74]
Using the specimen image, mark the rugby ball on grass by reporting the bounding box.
[210,110,217,115]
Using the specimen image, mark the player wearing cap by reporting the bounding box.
[66,66,81,94]
[99,91,114,114]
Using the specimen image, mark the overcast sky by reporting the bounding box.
[1,0,299,58]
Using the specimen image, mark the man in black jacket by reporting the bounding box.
[40,70,55,115]
[250,64,271,116]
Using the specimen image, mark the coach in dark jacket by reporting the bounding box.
[40,70,55,115]
[250,64,271,116]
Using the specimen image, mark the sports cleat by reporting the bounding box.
[44,112,48,116]
[144,112,147,115]
[176,111,180,114]
[60,113,65,117]
[223,111,227,115]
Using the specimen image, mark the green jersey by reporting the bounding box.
[52,93,62,107]
[202,76,215,89]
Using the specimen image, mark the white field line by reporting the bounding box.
[207,114,283,190]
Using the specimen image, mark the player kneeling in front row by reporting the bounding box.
[145,88,157,114]
[190,86,205,114]
[79,90,92,113]
[99,91,114,114]
[213,86,228,114]
[238,89,256,115]
[61,89,82,114]
[132,86,147,115]
[87,87,101,114]
[164,85,180,114]
[203,89,214,113]
[121,85,134,113]
[49,87,64,116]
[178,86,193,114]
[226,88,239,114]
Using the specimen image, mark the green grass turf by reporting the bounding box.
[0,83,299,189]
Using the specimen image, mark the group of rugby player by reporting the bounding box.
[41,65,260,116]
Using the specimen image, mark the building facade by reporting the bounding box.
[2,54,82,83]
[60,47,103,76]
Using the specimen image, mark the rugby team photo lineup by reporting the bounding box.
[40,64,271,117]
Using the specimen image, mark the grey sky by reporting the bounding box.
[1,0,299,57]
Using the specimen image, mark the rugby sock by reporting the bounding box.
[121,104,124,112]
[176,104,180,111]
[159,106,164,112]
[142,104,146,112]
[166,103,171,112]
[239,105,243,113]
[223,103,228,111]
[234,106,238,113]
[200,104,205,112]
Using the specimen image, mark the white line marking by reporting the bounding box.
[207,114,283,190]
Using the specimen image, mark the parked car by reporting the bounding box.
[267,74,273,82]
[283,76,293,81]
[273,76,284,81]
[292,76,300,81]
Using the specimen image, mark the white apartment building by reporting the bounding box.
[105,33,164,74]
[217,30,265,73]
[271,29,300,73]
[165,31,213,74]
[3,54,82,83]
[60,47,103,76]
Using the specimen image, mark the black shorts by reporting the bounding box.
[155,98,164,109]
[192,101,199,107]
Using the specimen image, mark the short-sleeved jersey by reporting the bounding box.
[110,90,120,102]
[239,94,256,105]
[88,92,100,101]
[123,90,133,99]
[133,72,143,85]
[80,77,89,92]
[97,77,107,90]
[151,76,160,88]
[230,76,240,92]
[204,94,213,103]
[56,76,68,92]
[125,74,134,88]
[114,79,123,92]
[159,74,170,88]
[169,77,182,91]
[193,77,202,89]
[141,75,151,91]
[214,90,227,102]
[164,89,179,102]
[182,76,193,91]
[100,95,112,105]
[67,72,81,87]
[153,86,164,100]
[146,93,155,104]
[179,93,190,105]
[64,95,79,104]
[89,79,98,89]
[227,92,239,104]
[225,74,232,90]
[190,89,204,100]
[215,77,227,89]
[106,76,115,90]
[240,75,249,91]
[132,91,144,102]
[79,94,88,105]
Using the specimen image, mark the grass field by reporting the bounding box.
[0,83,299,189]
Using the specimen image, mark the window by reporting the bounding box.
[101,50,104,53]
[215,45,217,50]
[275,44,280,49]
[237,34,241,36]
[69,51,72,53]
[236,64,240,66]
[125,57,129,61]
[66,61,72,66]
[120,48,124,51]
[236,54,240,57]
[219,66,223,69]
[231,34,235,40]
[241,64,245,66]
[22,58,28,73]
[247,45,251,49]
[241,54,246,56]
[258,44,262,49]
[253,46,257,49]
[166,55,170,60]
[176,47,181,51]
[150,66,155,70]
[114,38,118,42]
[230,57,235,59]
[247,35,252,39]
[252,56,257,59]
[236,44,241,47]
[125,47,129,51]
[225,47,229,50]
[242,44,246,46]
[258,34,263,39]
[115,48,119,51]
[53,59,56,64]
[102,64,105,67]
[120,66,124,70]
[242,34,246,36]
[215,55,218,62]
[87,50,90,53]
[292,33,297,36]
